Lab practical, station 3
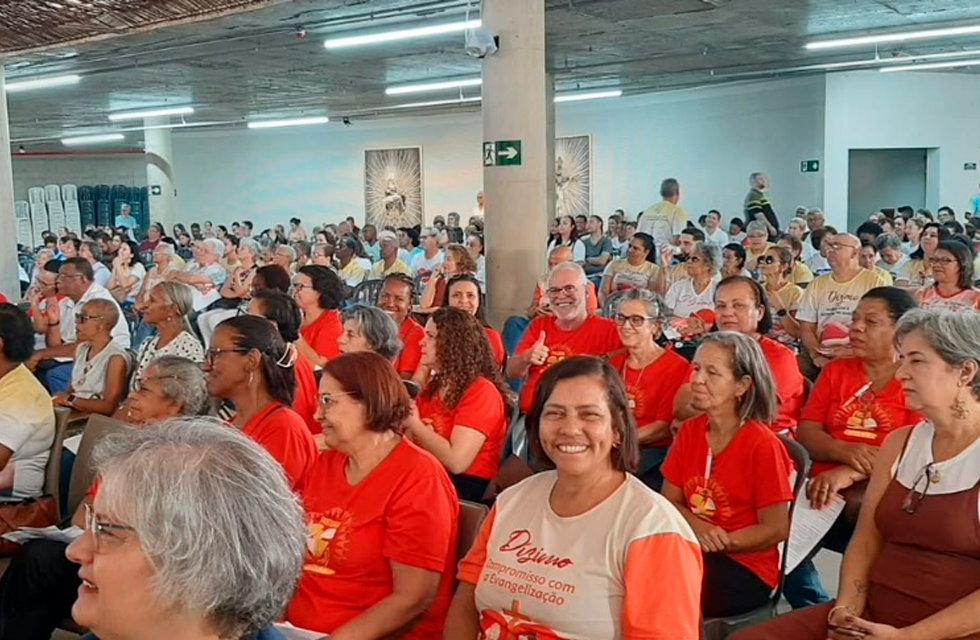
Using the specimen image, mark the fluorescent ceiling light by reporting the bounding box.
[325,19,481,49]
[108,106,195,121]
[62,133,125,146]
[387,96,483,110]
[806,24,980,50]
[6,74,81,93]
[247,116,330,129]
[386,77,482,96]
[881,58,980,73]
[554,89,623,103]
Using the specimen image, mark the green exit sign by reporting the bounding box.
[483,140,523,167]
[801,160,820,173]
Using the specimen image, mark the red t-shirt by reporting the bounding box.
[485,327,505,367]
[416,377,506,480]
[0,292,7,304]
[293,351,321,436]
[394,318,425,375]
[515,315,621,413]
[287,439,458,638]
[301,309,343,361]
[801,357,921,476]
[606,348,691,448]
[662,415,794,588]
[758,336,805,433]
[240,402,318,491]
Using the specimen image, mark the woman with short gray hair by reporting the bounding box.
[664,241,721,339]
[122,355,210,423]
[65,417,306,640]
[661,331,793,618]
[608,288,692,488]
[745,220,772,270]
[132,281,204,380]
[337,303,403,361]
[736,308,980,640]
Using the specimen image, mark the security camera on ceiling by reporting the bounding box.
[464,25,498,59]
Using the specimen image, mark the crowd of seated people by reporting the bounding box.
[5,184,980,640]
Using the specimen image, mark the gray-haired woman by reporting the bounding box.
[607,288,692,489]
[64,418,305,640]
[337,303,403,361]
[734,309,980,640]
[661,332,794,618]
[120,355,210,424]
[132,282,204,381]
[664,241,722,340]
[745,219,773,270]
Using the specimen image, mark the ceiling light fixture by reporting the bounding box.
[247,116,330,129]
[385,77,482,96]
[387,96,483,109]
[6,74,81,93]
[880,57,980,73]
[554,89,623,103]
[62,133,125,146]
[108,106,195,121]
[325,19,481,49]
[806,24,980,50]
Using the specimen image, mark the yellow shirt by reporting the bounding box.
[767,282,805,349]
[0,365,56,499]
[602,259,660,294]
[339,259,367,287]
[896,258,930,288]
[637,201,688,248]
[791,261,814,285]
[798,269,893,338]
[370,259,411,278]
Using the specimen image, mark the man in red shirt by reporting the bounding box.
[508,262,620,414]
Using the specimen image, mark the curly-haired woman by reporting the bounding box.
[403,307,515,502]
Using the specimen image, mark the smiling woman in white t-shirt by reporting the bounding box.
[547,215,587,263]
[447,357,703,640]
[0,304,55,499]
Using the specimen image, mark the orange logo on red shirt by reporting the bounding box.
[542,345,571,368]
[479,600,569,640]
[683,476,731,522]
[833,395,893,441]
[303,508,353,575]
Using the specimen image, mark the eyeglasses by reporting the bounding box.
[75,313,104,324]
[614,313,656,328]
[291,283,313,292]
[204,347,251,366]
[903,463,937,515]
[827,242,859,252]
[758,256,779,265]
[57,274,84,280]
[927,256,957,266]
[318,390,358,409]
[545,284,582,298]
[84,503,136,553]
[131,374,180,394]
[687,256,703,264]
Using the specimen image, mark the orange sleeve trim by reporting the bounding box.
[622,533,703,640]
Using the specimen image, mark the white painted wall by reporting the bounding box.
[824,71,980,231]
[164,76,826,231]
[11,154,146,202]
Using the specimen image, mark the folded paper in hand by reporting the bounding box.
[1,525,84,545]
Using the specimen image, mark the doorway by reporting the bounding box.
[848,148,927,230]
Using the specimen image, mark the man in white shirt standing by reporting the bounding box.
[410,227,444,282]
[472,191,485,219]
[27,258,130,393]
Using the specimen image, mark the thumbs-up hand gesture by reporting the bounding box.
[528,331,550,367]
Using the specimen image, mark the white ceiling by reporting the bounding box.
[5,0,980,147]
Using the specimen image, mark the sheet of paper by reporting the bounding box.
[1,525,84,545]
[784,480,845,574]
[273,623,328,640]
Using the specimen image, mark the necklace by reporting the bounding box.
[621,349,659,409]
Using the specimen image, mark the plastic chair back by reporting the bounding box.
[66,415,129,517]
[457,500,489,562]
[42,408,71,519]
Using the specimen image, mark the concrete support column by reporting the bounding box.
[483,0,554,328]
[144,119,176,231]
[0,67,20,302]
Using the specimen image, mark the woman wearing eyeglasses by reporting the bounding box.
[205,315,317,490]
[293,265,345,368]
[51,299,130,416]
[286,352,458,639]
[759,246,804,351]
[734,308,980,640]
[606,289,691,489]
[598,232,660,305]
[663,241,721,340]
[896,222,950,289]
[404,308,513,502]
[913,239,980,313]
